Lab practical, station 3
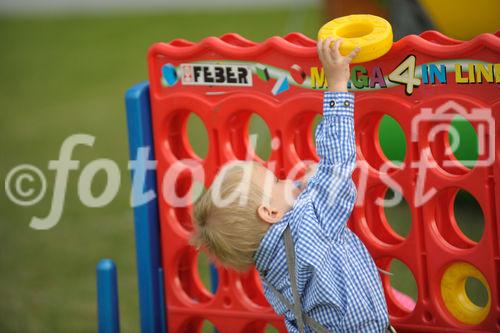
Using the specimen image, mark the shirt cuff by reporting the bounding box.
[323,92,354,117]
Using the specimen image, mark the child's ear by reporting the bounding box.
[257,205,282,224]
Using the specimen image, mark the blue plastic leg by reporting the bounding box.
[125,81,165,333]
[97,259,121,333]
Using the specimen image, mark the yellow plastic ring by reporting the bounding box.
[317,14,393,63]
[440,262,491,325]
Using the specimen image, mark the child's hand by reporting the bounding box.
[317,37,360,92]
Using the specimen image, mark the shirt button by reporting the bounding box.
[329,100,335,108]
[344,100,350,107]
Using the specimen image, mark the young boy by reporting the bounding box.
[190,38,391,332]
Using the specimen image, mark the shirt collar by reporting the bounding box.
[253,209,294,273]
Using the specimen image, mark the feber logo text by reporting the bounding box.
[180,63,253,86]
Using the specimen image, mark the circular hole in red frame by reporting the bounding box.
[165,110,209,160]
[292,112,321,162]
[448,115,479,170]
[378,257,418,318]
[196,251,218,295]
[432,188,484,250]
[176,247,213,304]
[248,113,272,161]
[187,113,209,159]
[422,112,480,176]
[264,323,280,333]
[378,115,407,167]
[228,111,272,161]
[357,113,406,173]
[453,189,484,244]
[173,177,206,232]
[200,319,217,333]
[384,188,412,238]
[363,185,410,245]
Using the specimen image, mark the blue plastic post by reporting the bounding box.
[125,82,166,333]
[97,259,120,333]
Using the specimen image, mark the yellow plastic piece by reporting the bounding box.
[317,14,393,64]
[440,262,491,325]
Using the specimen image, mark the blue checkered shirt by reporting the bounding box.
[253,92,389,332]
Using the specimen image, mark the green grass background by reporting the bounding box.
[0,8,485,333]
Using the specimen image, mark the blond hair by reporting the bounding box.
[189,161,270,272]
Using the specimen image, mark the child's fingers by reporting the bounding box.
[345,47,361,63]
[320,37,333,64]
[317,38,326,64]
[329,38,343,61]
[321,37,332,61]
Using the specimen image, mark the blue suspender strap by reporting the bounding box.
[265,225,331,333]
[283,224,306,333]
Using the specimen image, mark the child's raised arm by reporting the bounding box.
[307,38,359,241]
